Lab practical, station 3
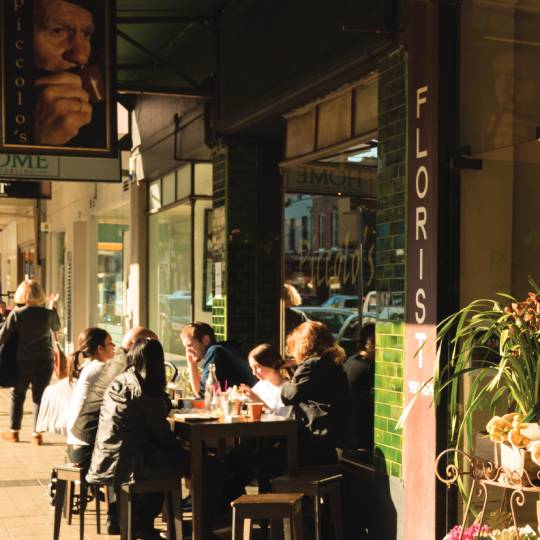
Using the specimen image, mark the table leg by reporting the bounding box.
[191,434,203,540]
[286,426,298,474]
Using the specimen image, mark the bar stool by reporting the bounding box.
[270,466,344,540]
[119,477,183,540]
[231,493,303,540]
[52,463,102,540]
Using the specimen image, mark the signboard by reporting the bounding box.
[0,0,116,157]
[404,2,439,539]
[0,153,120,182]
[284,166,376,197]
[0,179,51,198]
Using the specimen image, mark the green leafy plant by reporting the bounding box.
[434,278,540,448]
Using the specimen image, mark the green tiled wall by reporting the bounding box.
[212,297,227,341]
[374,49,407,479]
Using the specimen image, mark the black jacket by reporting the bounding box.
[281,352,349,460]
[70,348,128,445]
[86,367,187,486]
[0,306,60,372]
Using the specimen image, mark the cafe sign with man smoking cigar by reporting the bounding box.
[0,0,116,157]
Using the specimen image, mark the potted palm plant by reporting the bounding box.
[433,280,540,473]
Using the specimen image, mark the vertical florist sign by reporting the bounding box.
[0,0,116,157]
[404,1,439,539]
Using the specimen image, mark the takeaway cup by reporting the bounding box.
[247,402,264,421]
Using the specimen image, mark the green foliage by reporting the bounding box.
[434,278,540,449]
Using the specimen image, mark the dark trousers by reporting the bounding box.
[10,367,52,431]
[132,492,164,533]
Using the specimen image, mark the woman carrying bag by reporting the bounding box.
[0,280,60,445]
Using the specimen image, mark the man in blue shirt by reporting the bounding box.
[181,322,256,398]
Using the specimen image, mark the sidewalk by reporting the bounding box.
[0,386,117,540]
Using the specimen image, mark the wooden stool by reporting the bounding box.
[53,464,102,540]
[120,477,183,540]
[231,493,303,540]
[271,466,344,540]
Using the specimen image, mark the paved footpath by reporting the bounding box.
[0,386,118,540]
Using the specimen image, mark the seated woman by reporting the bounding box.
[281,320,350,466]
[37,328,97,438]
[66,328,115,469]
[240,343,291,417]
[223,344,291,506]
[86,338,189,540]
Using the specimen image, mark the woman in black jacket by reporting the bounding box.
[86,338,188,540]
[0,280,60,445]
[281,320,350,466]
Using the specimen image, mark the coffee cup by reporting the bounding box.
[231,399,243,415]
[247,402,264,421]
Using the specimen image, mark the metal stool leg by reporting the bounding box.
[79,482,87,540]
[313,495,322,540]
[329,484,344,540]
[53,479,67,540]
[93,485,101,535]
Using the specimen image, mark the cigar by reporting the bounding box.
[78,65,105,103]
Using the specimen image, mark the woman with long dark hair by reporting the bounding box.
[0,279,61,445]
[87,338,188,540]
[240,343,291,417]
[282,320,350,466]
[66,327,115,468]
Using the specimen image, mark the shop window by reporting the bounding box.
[283,189,376,358]
[162,171,175,206]
[288,219,296,252]
[149,180,161,212]
[149,203,191,357]
[96,214,128,346]
[318,214,325,248]
[176,164,191,200]
[148,162,213,359]
[195,163,212,196]
[301,215,309,248]
[202,208,214,312]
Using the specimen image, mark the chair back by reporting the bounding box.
[164,361,178,384]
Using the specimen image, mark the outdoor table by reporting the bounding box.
[174,413,298,540]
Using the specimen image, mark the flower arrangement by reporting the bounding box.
[433,283,540,447]
[444,524,538,540]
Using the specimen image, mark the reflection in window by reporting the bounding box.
[284,193,377,356]
[96,221,128,346]
[149,204,191,357]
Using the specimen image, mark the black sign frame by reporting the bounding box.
[0,0,117,157]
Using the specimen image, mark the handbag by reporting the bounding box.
[0,331,17,387]
[53,337,67,379]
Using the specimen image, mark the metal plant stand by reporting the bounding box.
[435,448,540,540]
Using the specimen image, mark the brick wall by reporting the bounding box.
[374,49,407,479]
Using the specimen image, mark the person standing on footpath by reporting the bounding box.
[181,322,256,398]
[0,279,60,445]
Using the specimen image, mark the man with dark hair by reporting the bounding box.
[181,322,256,398]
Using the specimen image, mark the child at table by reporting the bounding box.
[240,343,291,417]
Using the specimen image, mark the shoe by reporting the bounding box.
[31,433,43,446]
[1,430,19,442]
[106,520,120,535]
